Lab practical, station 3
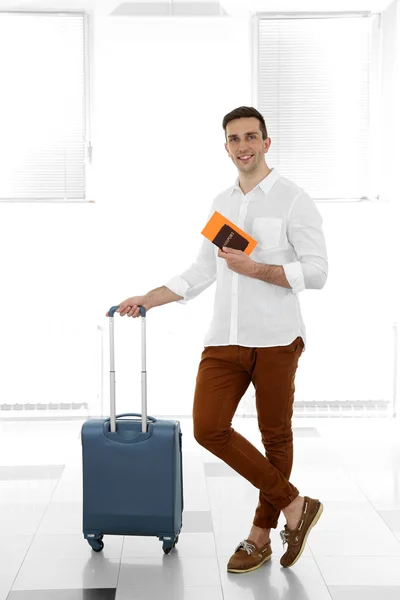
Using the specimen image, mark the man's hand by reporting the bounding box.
[105,295,151,318]
[218,246,256,277]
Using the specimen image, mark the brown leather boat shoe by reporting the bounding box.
[227,538,272,574]
[280,496,323,568]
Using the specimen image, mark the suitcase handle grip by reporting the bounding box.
[114,413,157,423]
[108,305,147,318]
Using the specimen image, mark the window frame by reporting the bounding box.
[0,10,93,204]
[251,11,382,202]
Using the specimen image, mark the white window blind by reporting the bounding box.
[256,15,377,199]
[0,13,87,201]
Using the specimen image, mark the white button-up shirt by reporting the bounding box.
[164,168,328,351]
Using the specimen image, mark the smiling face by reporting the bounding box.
[224,117,271,174]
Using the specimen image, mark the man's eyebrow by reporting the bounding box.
[227,131,259,139]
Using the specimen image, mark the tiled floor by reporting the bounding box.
[0,416,400,599]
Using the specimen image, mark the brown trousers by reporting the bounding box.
[192,336,304,530]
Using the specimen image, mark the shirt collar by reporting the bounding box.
[230,168,279,197]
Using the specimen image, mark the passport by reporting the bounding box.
[212,223,249,251]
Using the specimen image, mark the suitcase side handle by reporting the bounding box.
[108,305,147,318]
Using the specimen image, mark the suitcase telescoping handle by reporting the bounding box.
[107,305,147,434]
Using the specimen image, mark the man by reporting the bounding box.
[109,106,328,573]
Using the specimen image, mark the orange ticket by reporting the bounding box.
[201,210,258,256]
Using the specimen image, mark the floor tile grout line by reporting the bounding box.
[4,424,85,594]
[115,535,125,594]
[332,439,400,545]
[4,470,65,597]
[202,447,226,600]
[307,526,335,599]
[304,428,355,598]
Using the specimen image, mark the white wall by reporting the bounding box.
[0,203,99,411]
[0,6,398,418]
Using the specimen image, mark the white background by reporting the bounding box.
[0,0,398,417]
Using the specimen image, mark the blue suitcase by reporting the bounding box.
[81,305,183,554]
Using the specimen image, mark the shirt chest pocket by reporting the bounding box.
[252,217,283,250]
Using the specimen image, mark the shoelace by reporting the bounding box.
[235,540,256,555]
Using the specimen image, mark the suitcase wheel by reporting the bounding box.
[88,539,104,552]
[162,535,179,554]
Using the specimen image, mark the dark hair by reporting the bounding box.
[222,106,268,141]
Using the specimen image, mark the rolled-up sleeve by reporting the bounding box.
[164,204,217,304]
[283,192,328,293]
